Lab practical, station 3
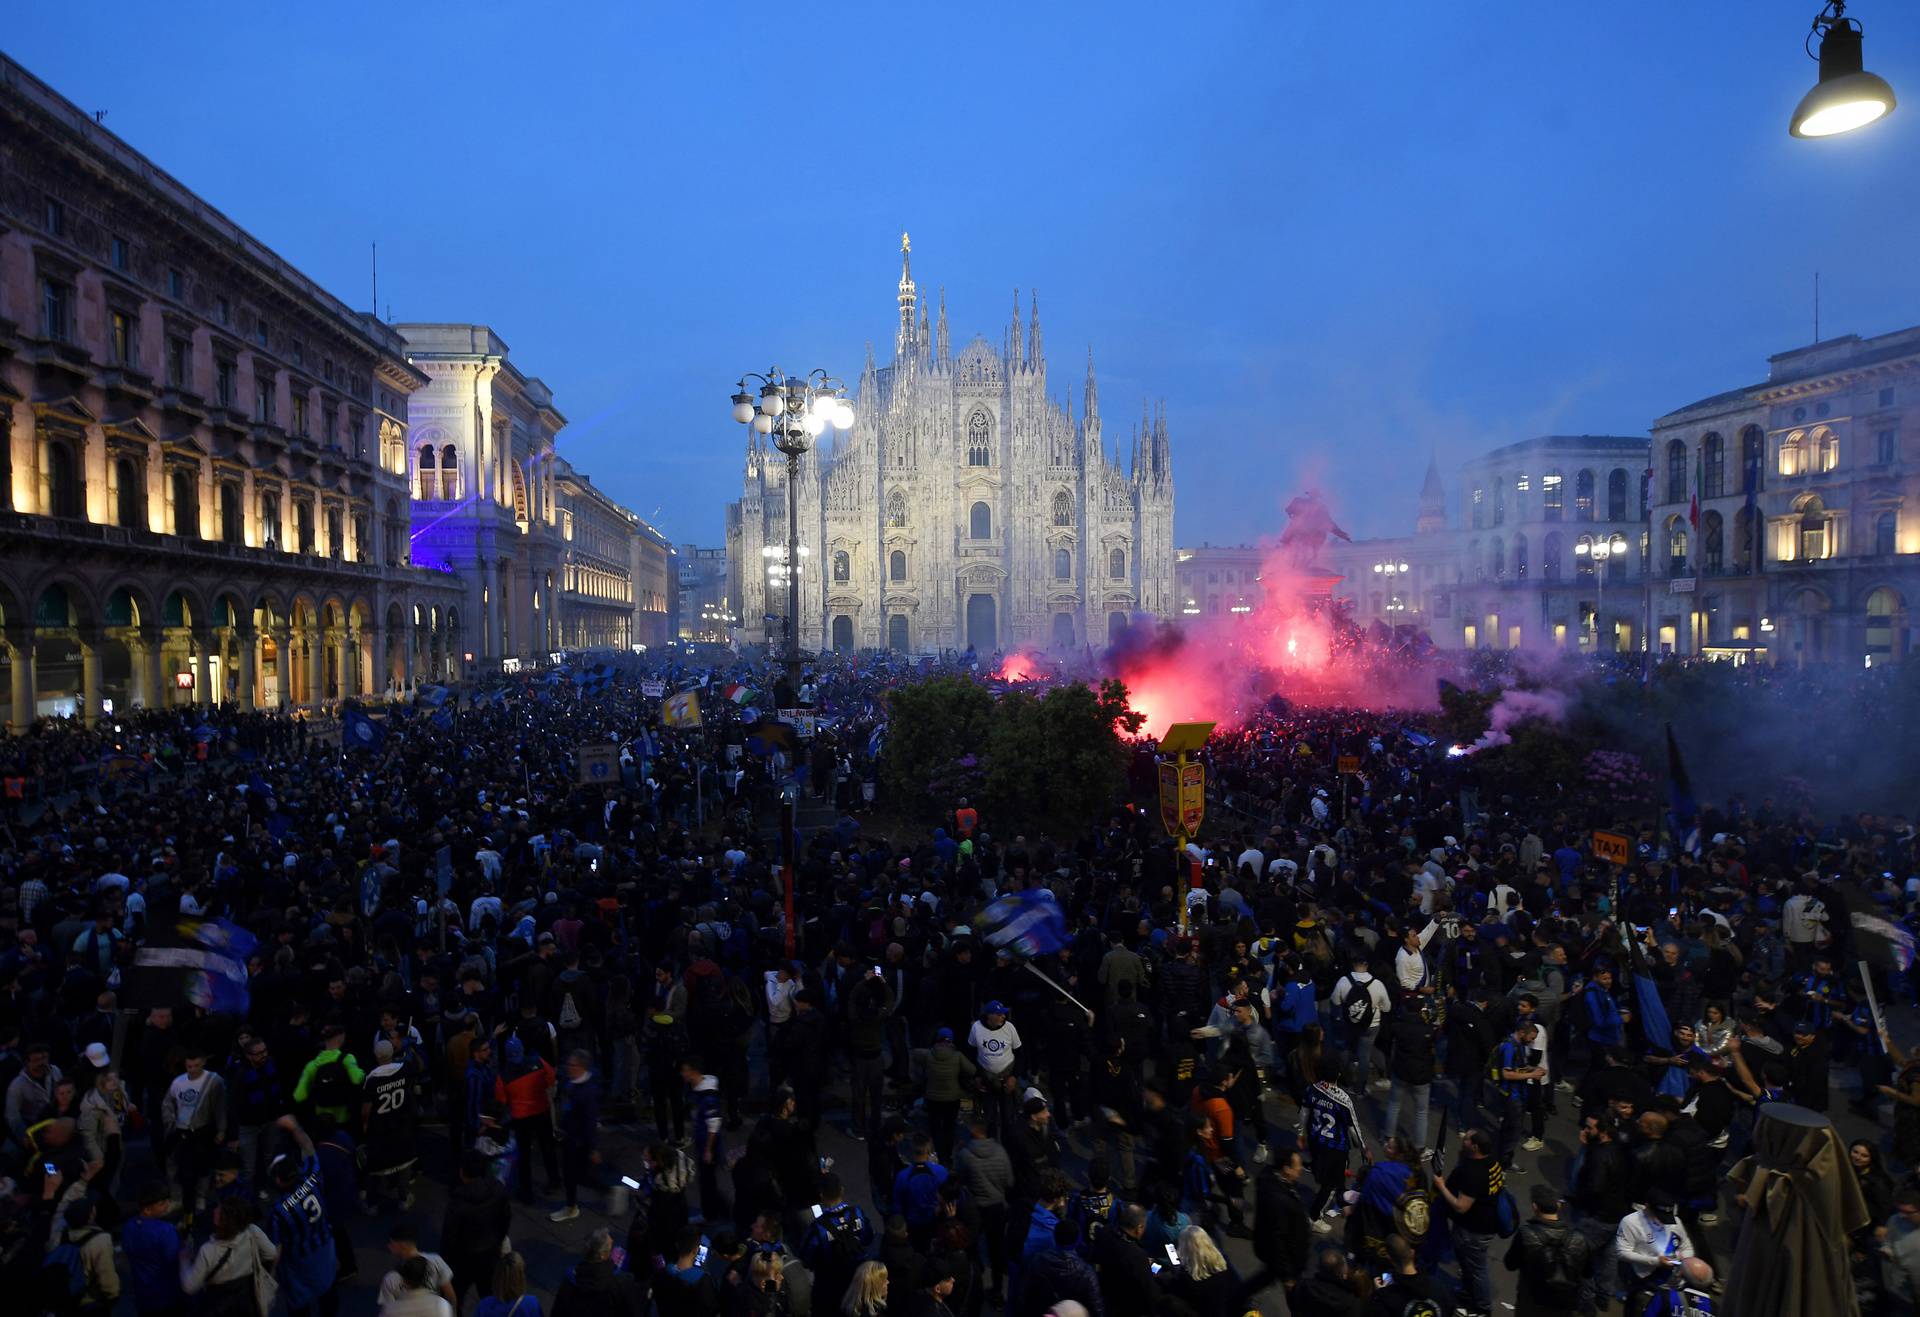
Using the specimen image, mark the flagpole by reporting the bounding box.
[1021,960,1094,1027]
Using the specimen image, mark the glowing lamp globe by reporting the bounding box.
[731,391,755,424]
[834,400,856,430]
[759,386,785,417]
[752,413,774,434]
[1792,15,1896,138]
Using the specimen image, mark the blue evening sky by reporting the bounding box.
[8,3,1918,546]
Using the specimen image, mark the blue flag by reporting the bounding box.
[431,708,455,733]
[342,704,386,753]
[970,889,1069,958]
[1632,969,1672,1052]
[129,918,258,1016]
[417,685,450,708]
[1665,723,1697,849]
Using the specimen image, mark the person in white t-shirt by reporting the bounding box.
[162,1047,228,1212]
[1781,885,1829,969]
[968,1001,1022,1077]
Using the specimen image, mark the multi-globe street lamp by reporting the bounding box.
[1371,559,1411,620]
[728,369,852,686]
[1575,533,1628,650]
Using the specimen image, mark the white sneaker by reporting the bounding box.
[1522,1137,1545,1152]
[1312,1218,1333,1234]
[1555,1080,1575,1093]
[549,1205,580,1223]
[1253,1145,1271,1164]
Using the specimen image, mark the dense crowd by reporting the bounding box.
[0,651,1914,1317]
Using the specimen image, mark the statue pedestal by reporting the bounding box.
[1296,567,1342,598]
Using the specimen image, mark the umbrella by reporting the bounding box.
[1723,1102,1871,1317]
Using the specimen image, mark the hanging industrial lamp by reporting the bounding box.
[1790,0,1897,138]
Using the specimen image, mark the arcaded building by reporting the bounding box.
[0,54,463,725]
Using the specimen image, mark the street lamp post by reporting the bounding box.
[729,369,853,688]
[1371,559,1411,622]
[1574,533,1627,651]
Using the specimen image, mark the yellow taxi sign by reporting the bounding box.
[1591,830,1633,866]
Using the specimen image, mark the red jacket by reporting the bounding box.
[496,1058,555,1118]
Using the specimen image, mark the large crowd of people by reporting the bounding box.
[0,648,1914,1317]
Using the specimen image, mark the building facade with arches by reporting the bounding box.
[1427,436,1654,652]
[726,238,1176,657]
[394,324,571,669]
[1648,324,1920,665]
[0,56,464,727]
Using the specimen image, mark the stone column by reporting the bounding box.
[336,629,353,698]
[268,626,289,708]
[142,629,167,710]
[400,617,415,692]
[237,627,257,709]
[482,559,499,660]
[5,627,34,732]
[190,634,211,706]
[543,574,558,651]
[368,624,387,696]
[79,632,102,728]
[304,631,322,706]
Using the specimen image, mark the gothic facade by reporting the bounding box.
[727,239,1175,656]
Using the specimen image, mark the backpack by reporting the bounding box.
[1493,1186,1519,1238]
[819,1207,868,1273]
[723,977,756,1036]
[1343,981,1377,1030]
[43,1232,89,1303]
[308,1056,353,1109]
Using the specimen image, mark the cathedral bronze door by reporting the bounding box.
[966,593,997,653]
[887,614,909,653]
[830,615,854,653]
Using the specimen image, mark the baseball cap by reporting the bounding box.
[935,1026,954,1043]
[83,1042,110,1068]
[983,1000,1007,1016]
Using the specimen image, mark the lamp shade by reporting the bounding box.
[1792,18,1896,137]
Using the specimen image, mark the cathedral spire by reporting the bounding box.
[1132,408,1147,479]
[1417,447,1447,534]
[1152,402,1172,485]
[1083,347,1099,419]
[1028,290,1042,368]
[895,232,918,362]
[936,287,950,366]
[1008,289,1024,366]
